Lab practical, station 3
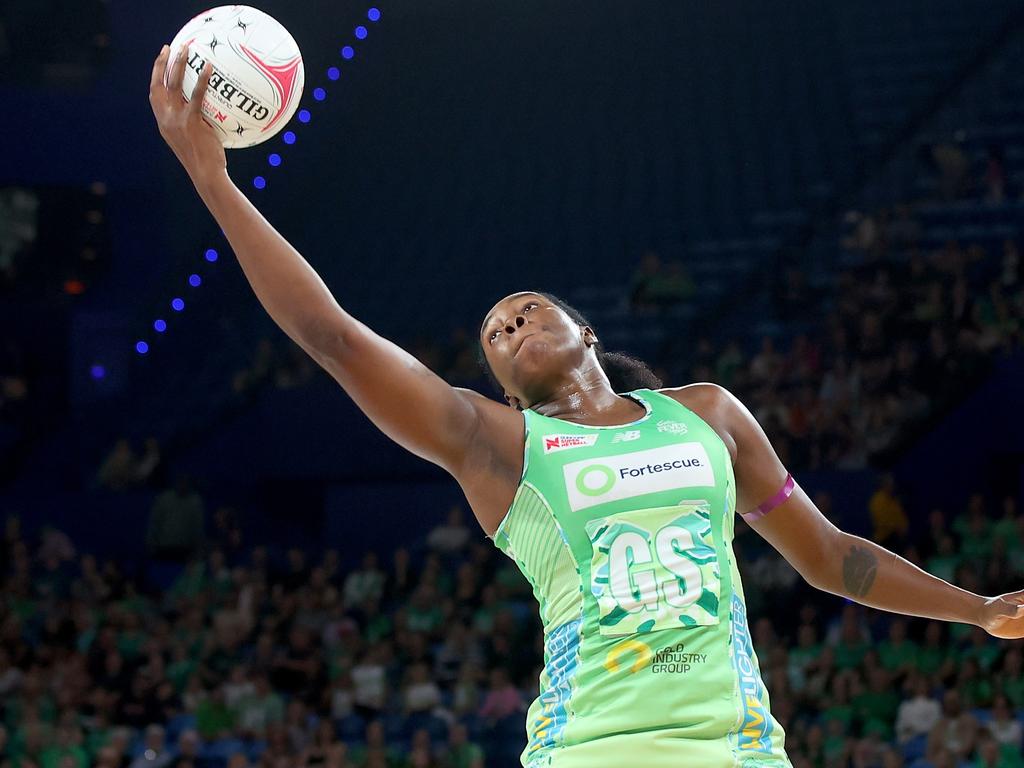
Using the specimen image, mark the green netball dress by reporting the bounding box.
[490,388,792,768]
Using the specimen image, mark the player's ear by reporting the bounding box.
[582,326,599,348]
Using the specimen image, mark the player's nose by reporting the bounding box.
[504,315,526,334]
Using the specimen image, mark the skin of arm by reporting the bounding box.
[150,45,516,493]
[684,383,1024,633]
[192,172,491,474]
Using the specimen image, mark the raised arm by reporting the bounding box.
[688,382,1024,640]
[148,44,492,474]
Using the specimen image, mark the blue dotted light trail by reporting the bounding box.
[122,7,383,365]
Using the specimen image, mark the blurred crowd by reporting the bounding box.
[222,127,1022,480]
[724,232,1021,471]
[230,227,1021,478]
[2,478,1024,768]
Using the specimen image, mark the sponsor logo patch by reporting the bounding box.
[562,443,715,512]
[603,639,709,675]
[730,593,773,753]
[543,434,599,454]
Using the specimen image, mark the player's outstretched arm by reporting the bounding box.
[700,383,1024,639]
[149,44,490,473]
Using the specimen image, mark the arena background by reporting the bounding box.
[2,1,1024,766]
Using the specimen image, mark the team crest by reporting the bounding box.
[657,419,688,435]
[543,434,599,454]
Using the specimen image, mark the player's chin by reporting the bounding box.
[512,338,553,368]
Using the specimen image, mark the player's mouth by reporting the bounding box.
[514,333,537,356]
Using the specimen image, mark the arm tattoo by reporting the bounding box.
[843,544,879,598]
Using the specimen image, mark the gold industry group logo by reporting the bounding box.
[603,638,708,675]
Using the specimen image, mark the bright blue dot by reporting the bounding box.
[90,365,105,380]
[171,298,185,312]
[136,341,149,355]
[327,66,340,81]
[253,176,267,189]
[154,319,167,332]
[205,248,218,262]
[341,46,354,60]
[298,109,311,123]
[268,153,282,167]
[368,8,381,21]
[283,131,296,145]
[188,274,202,287]
[355,26,368,39]
[313,87,326,101]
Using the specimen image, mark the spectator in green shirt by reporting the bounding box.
[405,585,444,635]
[964,626,1002,673]
[992,496,1019,550]
[349,720,404,768]
[853,667,901,741]
[878,619,919,679]
[40,724,88,768]
[831,616,871,671]
[822,717,851,766]
[956,657,994,709]
[146,475,205,562]
[195,687,235,740]
[953,494,991,547]
[819,675,855,732]
[915,621,954,683]
[787,624,822,694]
[971,736,1023,768]
[927,535,961,583]
[439,722,483,768]
[998,647,1024,709]
[237,673,285,739]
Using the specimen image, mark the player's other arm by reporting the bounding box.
[149,45,484,473]
[704,383,1023,635]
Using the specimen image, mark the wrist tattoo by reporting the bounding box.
[843,544,878,598]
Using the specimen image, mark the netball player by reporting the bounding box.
[150,46,1024,767]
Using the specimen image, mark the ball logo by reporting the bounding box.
[186,50,272,123]
[563,443,715,512]
[575,465,616,496]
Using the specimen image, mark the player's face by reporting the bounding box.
[479,292,593,408]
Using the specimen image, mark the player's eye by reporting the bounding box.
[488,329,500,343]
[523,301,537,312]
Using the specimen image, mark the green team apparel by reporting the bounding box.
[491,389,792,768]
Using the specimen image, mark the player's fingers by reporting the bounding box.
[150,44,170,98]
[169,43,189,95]
[189,62,213,118]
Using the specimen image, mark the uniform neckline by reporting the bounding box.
[532,390,653,430]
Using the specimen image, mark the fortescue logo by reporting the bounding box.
[562,443,715,512]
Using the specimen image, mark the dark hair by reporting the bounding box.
[477,291,663,398]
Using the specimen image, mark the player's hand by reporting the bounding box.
[149,43,226,185]
[977,589,1024,638]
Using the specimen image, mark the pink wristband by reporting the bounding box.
[741,473,795,523]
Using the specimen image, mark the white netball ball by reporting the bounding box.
[166,5,304,149]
